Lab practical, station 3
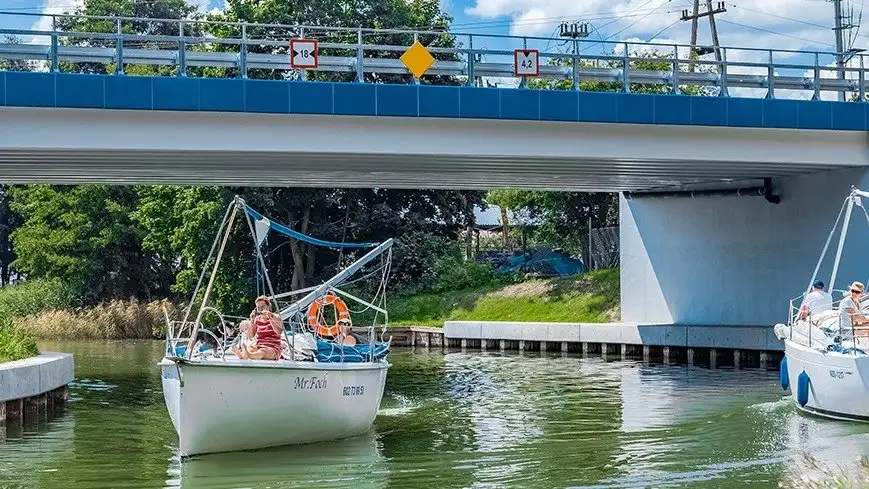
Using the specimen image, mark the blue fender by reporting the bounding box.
[796,371,810,407]
[780,357,789,391]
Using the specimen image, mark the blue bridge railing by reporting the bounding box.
[0,10,866,101]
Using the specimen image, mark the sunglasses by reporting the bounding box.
[852,289,863,294]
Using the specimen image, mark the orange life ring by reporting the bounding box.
[307,293,351,337]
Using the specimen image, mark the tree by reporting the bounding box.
[0,36,34,72]
[9,185,174,303]
[132,185,485,315]
[486,190,617,257]
[0,185,21,286]
[55,0,200,75]
[208,0,458,83]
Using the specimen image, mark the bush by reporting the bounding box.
[390,233,510,297]
[429,256,500,293]
[0,278,77,321]
[0,317,38,363]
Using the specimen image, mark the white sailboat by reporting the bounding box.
[774,187,869,422]
[160,196,394,457]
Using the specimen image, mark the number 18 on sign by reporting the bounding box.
[290,39,319,69]
[514,49,539,77]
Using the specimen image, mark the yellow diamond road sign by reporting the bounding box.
[400,41,435,78]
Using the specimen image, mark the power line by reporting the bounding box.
[649,18,681,41]
[597,0,674,43]
[447,6,692,31]
[717,18,837,47]
[728,4,831,30]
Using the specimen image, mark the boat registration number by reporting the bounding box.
[829,370,848,379]
[343,386,365,396]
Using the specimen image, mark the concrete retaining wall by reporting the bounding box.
[0,352,74,402]
[443,321,782,351]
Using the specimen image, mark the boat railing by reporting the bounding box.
[786,290,869,354]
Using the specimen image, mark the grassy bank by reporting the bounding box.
[389,268,620,327]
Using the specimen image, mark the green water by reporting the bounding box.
[3,341,869,488]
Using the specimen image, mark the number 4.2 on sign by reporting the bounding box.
[514,49,539,77]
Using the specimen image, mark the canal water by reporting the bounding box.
[3,341,869,488]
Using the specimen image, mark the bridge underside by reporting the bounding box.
[0,107,863,191]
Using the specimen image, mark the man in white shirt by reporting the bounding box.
[800,280,832,321]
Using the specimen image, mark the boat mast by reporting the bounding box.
[186,200,240,357]
[829,192,857,292]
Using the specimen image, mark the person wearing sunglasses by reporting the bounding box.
[839,281,869,341]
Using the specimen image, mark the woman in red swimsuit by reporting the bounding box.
[231,296,283,360]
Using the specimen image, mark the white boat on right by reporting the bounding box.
[774,186,869,422]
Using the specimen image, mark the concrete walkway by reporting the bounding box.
[0,352,74,402]
[444,321,782,351]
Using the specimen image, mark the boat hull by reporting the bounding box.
[160,356,389,457]
[783,339,869,421]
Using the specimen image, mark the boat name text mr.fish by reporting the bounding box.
[294,376,328,390]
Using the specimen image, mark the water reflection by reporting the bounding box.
[167,434,387,489]
[3,342,869,488]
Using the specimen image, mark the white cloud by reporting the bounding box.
[28,0,83,44]
[464,0,843,55]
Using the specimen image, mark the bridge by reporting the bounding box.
[1,12,869,336]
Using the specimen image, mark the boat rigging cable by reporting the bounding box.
[182,196,393,359]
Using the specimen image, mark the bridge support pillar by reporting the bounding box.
[620,169,869,341]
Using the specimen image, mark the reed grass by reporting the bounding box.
[16,300,178,340]
[779,452,869,489]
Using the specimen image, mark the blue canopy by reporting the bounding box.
[245,205,379,249]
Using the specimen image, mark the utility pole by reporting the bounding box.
[832,0,853,101]
[559,22,590,89]
[681,0,726,71]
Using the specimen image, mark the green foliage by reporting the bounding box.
[390,232,509,297]
[0,317,38,363]
[0,278,77,321]
[0,36,33,72]
[211,0,456,82]
[486,190,617,255]
[390,268,620,326]
[55,0,199,75]
[429,255,499,294]
[528,50,716,96]
[9,186,172,304]
[0,185,20,286]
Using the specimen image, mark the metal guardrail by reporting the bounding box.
[0,10,867,99]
